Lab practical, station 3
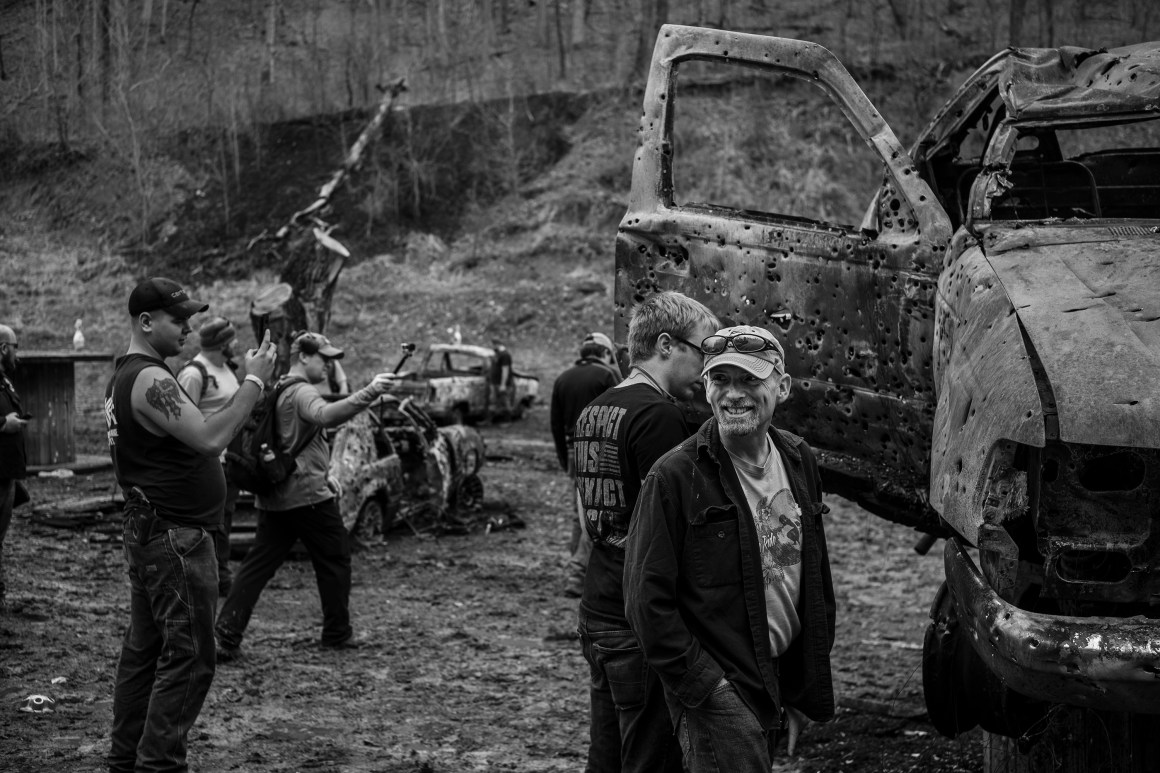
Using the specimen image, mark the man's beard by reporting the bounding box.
[1,354,16,374]
[716,405,760,436]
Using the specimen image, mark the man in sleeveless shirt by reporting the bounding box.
[572,291,719,773]
[624,325,836,772]
[105,277,276,773]
[177,316,242,597]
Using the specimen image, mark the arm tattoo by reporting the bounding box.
[146,378,185,421]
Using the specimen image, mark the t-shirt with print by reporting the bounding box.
[573,382,694,626]
[728,435,803,657]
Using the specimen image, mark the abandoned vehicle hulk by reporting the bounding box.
[616,25,1160,771]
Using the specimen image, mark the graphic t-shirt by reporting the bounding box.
[573,382,693,625]
[729,437,803,656]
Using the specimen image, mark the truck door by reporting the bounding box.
[615,25,953,522]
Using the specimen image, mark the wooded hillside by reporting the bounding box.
[2,0,1155,147]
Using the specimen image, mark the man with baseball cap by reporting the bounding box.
[106,277,278,773]
[549,331,622,598]
[215,330,400,659]
[178,316,243,596]
[624,324,836,771]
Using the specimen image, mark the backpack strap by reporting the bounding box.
[178,359,217,394]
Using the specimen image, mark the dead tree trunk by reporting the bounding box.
[246,77,408,376]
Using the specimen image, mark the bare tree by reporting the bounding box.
[571,0,588,46]
[247,78,408,364]
[1009,0,1028,45]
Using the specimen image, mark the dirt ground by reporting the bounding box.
[0,406,982,773]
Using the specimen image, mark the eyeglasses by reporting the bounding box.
[667,333,702,352]
[701,333,780,356]
[0,342,17,350]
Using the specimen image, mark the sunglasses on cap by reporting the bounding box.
[701,333,781,355]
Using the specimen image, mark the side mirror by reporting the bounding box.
[401,342,416,354]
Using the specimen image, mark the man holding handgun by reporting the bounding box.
[104,277,277,773]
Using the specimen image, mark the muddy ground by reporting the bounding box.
[0,407,983,772]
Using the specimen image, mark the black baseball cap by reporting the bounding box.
[128,277,209,318]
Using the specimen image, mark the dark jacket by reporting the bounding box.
[624,418,836,729]
[549,358,621,470]
[0,372,27,480]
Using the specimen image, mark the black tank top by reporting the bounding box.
[105,353,225,526]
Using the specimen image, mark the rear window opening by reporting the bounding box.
[988,116,1160,220]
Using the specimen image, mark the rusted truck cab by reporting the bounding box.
[617,24,1160,767]
[389,343,539,425]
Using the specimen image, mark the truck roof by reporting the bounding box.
[1002,41,1160,121]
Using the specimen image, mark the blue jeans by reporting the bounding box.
[109,524,218,773]
[678,680,773,773]
[578,612,681,773]
[216,499,352,648]
[214,474,239,597]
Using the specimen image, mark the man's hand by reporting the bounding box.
[366,372,401,396]
[1,412,27,433]
[784,705,809,756]
[243,330,278,384]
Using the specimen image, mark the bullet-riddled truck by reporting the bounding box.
[616,25,1160,771]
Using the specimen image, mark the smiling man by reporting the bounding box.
[624,324,836,772]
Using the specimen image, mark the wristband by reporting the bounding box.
[244,374,265,390]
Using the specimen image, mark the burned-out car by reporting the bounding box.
[617,25,1160,768]
[233,396,485,550]
[329,395,485,539]
[388,343,539,425]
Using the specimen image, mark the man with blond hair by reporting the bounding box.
[573,291,719,773]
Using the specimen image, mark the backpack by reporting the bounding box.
[224,376,317,495]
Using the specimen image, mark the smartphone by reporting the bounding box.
[18,413,32,420]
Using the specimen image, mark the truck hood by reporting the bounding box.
[982,226,1160,448]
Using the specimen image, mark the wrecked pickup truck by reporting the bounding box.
[617,25,1160,770]
[388,343,539,425]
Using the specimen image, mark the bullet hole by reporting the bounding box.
[1041,458,1059,483]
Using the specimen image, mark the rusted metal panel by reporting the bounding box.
[945,538,1160,714]
[999,44,1160,122]
[931,243,1044,542]
[982,227,1160,448]
[617,25,950,502]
